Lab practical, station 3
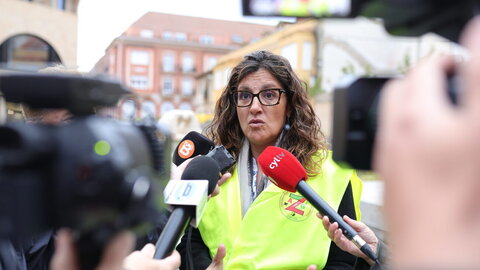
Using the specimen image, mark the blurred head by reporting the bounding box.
[22,64,77,124]
[206,50,326,174]
[24,107,71,124]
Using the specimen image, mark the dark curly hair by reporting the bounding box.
[205,50,327,175]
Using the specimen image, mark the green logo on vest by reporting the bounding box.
[279,191,313,222]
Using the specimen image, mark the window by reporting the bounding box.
[231,35,243,43]
[130,50,150,65]
[204,57,217,71]
[140,30,154,38]
[162,32,173,40]
[161,102,174,115]
[302,42,313,70]
[121,100,136,120]
[133,66,147,72]
[129,75,149,90]
[162,77,174,95]
[199,35,214,44]
[57,0,65,10]
[214,70,223,89]
[181,78,193,96]
[214,68,230,90]
[175,33,187,41]
[281,43,298,69]
[179,102,192,111]
[141,101,156,119]
[163,53,175,72]
[182,54,194,72]
[222,68,231,86]
[0,34,61,71]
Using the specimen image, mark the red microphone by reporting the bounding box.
[258,146,378,262]
[257,146,307,192]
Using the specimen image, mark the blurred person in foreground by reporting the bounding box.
[318,15,480,270]
[374,15,480,269]
[4,66,76,270]
[180,50,364,269]
[17,66,75,270]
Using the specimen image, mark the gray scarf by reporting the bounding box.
[237,129,287,216]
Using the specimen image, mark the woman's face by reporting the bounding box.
[236,68,288,151]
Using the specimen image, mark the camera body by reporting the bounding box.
[0,117,170,235]
[331,77,388,170]
[332,74,460,170]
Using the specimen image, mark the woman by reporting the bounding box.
[183,50,363,269]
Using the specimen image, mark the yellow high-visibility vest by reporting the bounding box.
[199,151,362,269]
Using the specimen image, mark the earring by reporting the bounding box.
[284,117,291,131]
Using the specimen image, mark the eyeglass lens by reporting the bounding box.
[234,89,283,107]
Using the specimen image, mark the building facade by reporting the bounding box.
[0,0,79,120]
[92,12,274,121]
[0,0,78,70]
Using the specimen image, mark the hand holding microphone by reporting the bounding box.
[258,146,378,263]
[320,214,379,266]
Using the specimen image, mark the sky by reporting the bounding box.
[77,0,290,71]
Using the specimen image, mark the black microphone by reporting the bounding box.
[258,146,378,262]
[173,131,235,175]
[173,131,214,166]
[154,156,220,259]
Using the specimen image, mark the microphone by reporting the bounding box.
[154,155,220,259]
[173,131,214,166]
[173,131,235,174]
[258,146,378,262]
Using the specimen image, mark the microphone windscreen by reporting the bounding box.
[181,156,220,195]
[173,131,214,166]
[258,146,308,193]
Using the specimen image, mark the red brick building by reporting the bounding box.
[93,12,275,120]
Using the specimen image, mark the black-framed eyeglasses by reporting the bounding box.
[232,88,286,107]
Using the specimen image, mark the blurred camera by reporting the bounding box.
[332,74,460,170]
[331,77,387,170]
[0,72,172,269]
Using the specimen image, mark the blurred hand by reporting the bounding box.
[51,229,135,270]
[171,158,193,180]
[373,16,480,269]
[123,244,181,270]
[51,229,181,270]
[206,244,226,270]
[319,214,378,265]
